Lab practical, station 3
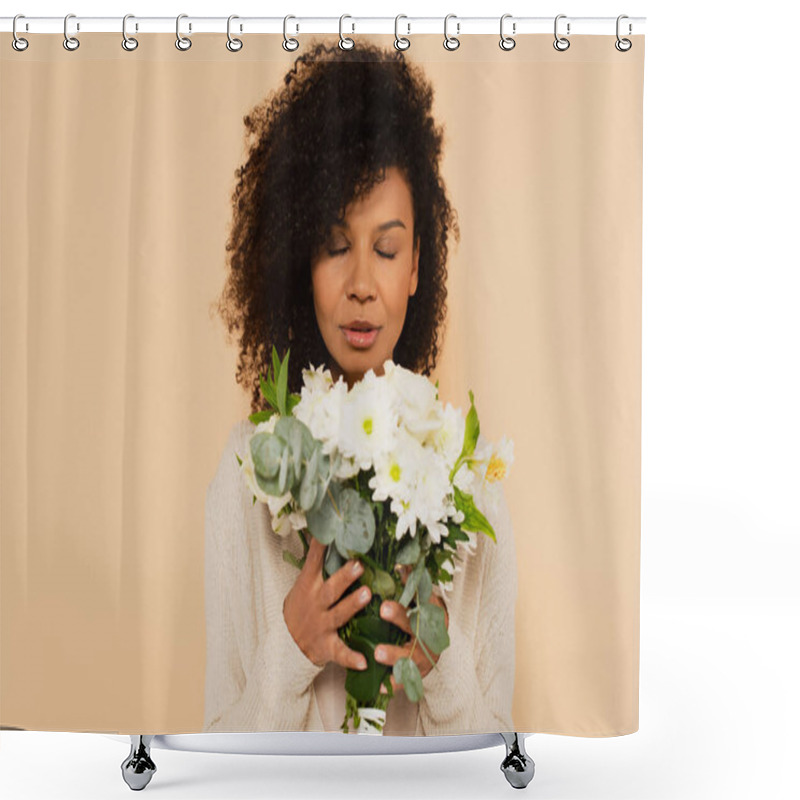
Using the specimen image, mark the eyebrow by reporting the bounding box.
[333,218,407,233]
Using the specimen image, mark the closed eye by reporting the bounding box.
[328,246,396,260]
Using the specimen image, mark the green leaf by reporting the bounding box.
[409,603,450,655]
[371,568,396,599]
[249,408,273,425]
[453,485,496,542]
[396,536,421,565]
[276,348,290,417]
[344,616,395,703]
[393,657,423,703]
[398,557,426,607]
[337,487,376,555]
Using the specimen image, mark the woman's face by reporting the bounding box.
[311,166,419,388]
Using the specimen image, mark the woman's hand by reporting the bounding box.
[374,564,450,694]
[283,536,373,671]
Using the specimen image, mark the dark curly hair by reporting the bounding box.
[213,40,460,414]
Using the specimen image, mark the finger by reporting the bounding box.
[330,634,369,672]
[303,536,326,575]
[320,556,366,609]
[379,600,412,635]
[327,582,371,629]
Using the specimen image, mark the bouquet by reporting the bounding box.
[235,346,513,734]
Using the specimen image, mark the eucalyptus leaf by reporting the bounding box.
[371,568,396,599]
[298,446,320,511]
[396,536,421,565]
[398,557,426,607]
[408,603,450,655]
[393,657,423,703]
[250,432,283,480]
[336,486,376,556]
[324,543,344,578]
[417,568,432,605]
[277,445,290,494]
[304,480,342,546]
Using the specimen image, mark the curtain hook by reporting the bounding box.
[122,14,138,51]
[12,14,29,52]
[394,14,410,51]
[553,14,570,51]
[499,14,516,51]
[227,14,243,52]
[176,13,192,51]
[63,13,80,51]
[615,14,632,51]
[443,14,460,51]
[339,14,355,50]
[283,15,299,51]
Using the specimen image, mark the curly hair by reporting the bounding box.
[213,40,460,413]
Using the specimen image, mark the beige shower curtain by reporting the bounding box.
[1,31,644,736]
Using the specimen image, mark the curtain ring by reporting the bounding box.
[227,15,243,52]
[553,14,570,51]
[12,14,29,52]
[443,14,460,51]
[283,15,299,51]
[615,14,632,51]
[499,14,516,51]
[122,14,138,51]
[339,14,355,50]
[176,14,192,51]
[63,13,80,51]
[394,14,410,51]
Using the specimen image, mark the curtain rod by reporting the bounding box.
[1,16,646,37]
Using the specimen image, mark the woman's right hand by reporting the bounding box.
[283,536,372,671]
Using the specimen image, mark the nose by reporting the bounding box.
[346,246,377,302]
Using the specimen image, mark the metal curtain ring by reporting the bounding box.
[615,14,632,51]
[63,13,80,51]
[443,14,460,51]
[283,15,299,51]
[499,13,516,51]
[553,14,570,51]
[12,14,29,51]
[176,14,192,51]
[122,14,138,51]
[339,14,355,50]
[227,15,243,52]
[394,14,410,51]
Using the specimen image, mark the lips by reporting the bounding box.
[341,322,380,349]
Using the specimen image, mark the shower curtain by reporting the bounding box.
[0,29,644,737]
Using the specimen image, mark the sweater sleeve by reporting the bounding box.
[416,487,518,735]
[203,420,325,732]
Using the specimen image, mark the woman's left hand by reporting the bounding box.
[374,565,449,693]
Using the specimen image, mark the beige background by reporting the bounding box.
[0,32,643,735]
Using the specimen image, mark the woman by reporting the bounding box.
[203,41,518,735]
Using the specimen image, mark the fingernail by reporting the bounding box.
[359,658,367,670]
[360,587,370,601]
[375,647,385,661]
[381,603,391,618]
[352,561,363,576]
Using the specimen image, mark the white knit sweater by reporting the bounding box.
[203,418,518,735]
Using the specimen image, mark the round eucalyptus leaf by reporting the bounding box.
[250,432,283,480]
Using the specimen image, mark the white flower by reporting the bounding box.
[294,370,347,455]
[337,368,398,470]
[429,401,465,468]
[368,427,420,504]
[382,359,442,442]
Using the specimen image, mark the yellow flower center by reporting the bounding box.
[362,417,373,435]
[485,454,506,482]
[390,462,402,482]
